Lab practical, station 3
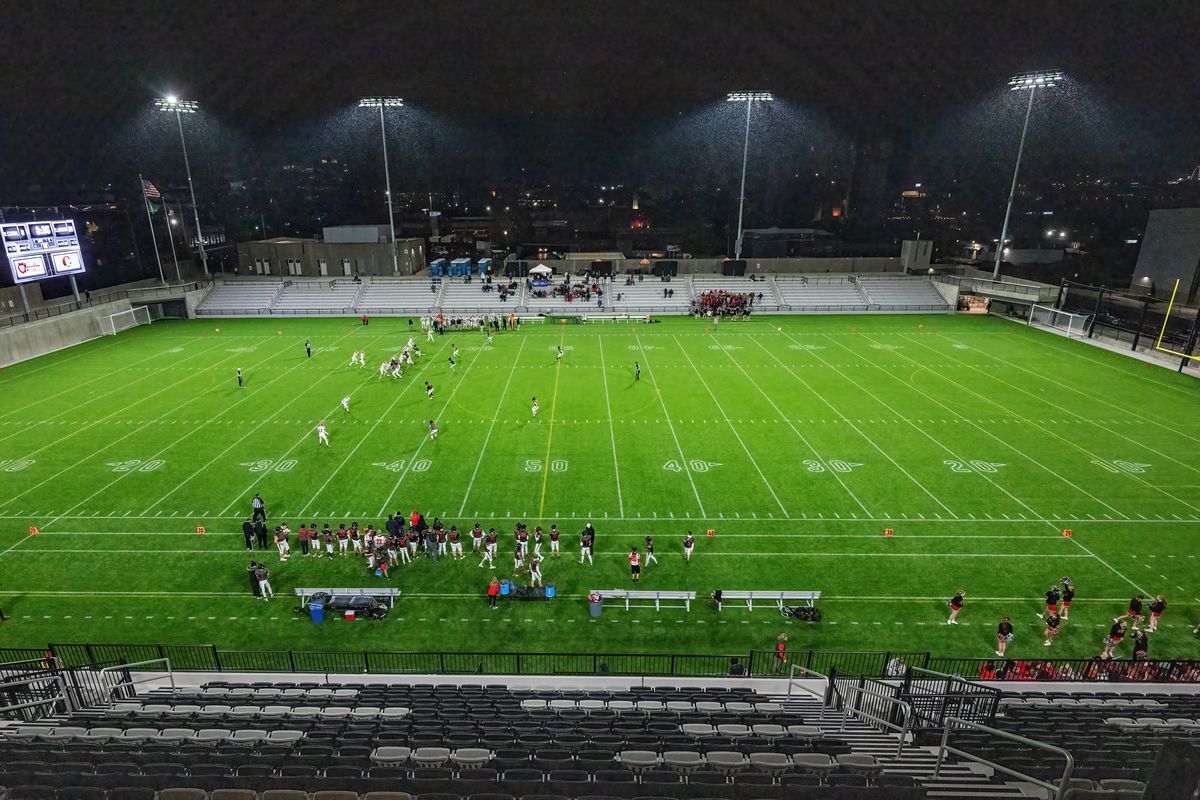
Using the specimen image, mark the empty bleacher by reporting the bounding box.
[270,281,362,315]
[858,278,948,311]
[195,283,284,315]
[7,670,1148,800]
[975,689,1200,788]
[609,280,691,313]
[439,279,519,313]
[774,276,869,312]
[356,280,440,314]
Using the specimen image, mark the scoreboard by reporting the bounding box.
[3,220,86,284]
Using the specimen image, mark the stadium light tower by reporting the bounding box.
[726,91,774,261]
[155,95,208,276]
[992,70,1063,280]
[359,96,404,275]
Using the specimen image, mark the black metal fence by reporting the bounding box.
[24,644,1200,682]
[0,281,208,328]
[929,656,1200,684]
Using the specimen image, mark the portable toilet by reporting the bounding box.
[429,257,447,277]
[451,257,472,277]
[477,257,493,276]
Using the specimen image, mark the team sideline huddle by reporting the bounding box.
[243,493,700,600]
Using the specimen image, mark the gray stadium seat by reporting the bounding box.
[662,751,705,775]
[705,751,749,776]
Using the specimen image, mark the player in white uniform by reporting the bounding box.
[448,356,456,371]
[317,421,330,446]
[429,420,439,440]
[349,352,358,367]
[342,395,351,413]
[427,326,435,342]
[531,397,539,417]
[556,345,563,362]
[486,331,493,346]
[529,556,543,588]
[379,360,391,378]
[452,344,459,359]
[426,381,435,400]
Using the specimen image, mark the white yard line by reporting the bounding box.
[2,338,290,510]
[299,341,452,518]
[896,333,1200,515]
[375,340,485,516]
[911,332,1200,473]
[458,338,528,516]
[0,588,1157,604]
[633,333,706,517]
[45,333,358,528]
[0,335,233,451]
[993,317,1200,401]
[0,548,1099,558]
[0,340,187,427]
[749,334,959,518]
[803,334,1057,530]
[671,334,788,515]
[1069,536,1150,595]
[3,513,1196,524]
[842,333,1130,519]
[711,336,871,517]
[141,336,374,515]
[596,336,625,517]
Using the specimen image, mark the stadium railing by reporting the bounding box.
[0,280,209,328]
[25,643,1200,681]
[933,716,1075,800]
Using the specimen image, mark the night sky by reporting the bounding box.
[2,0,1198,193]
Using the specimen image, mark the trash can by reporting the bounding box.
[588,593,603,618]
[309,601,325,624]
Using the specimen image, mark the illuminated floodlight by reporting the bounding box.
[155,96,199,113]
[726,91,774,102]
[1008,71,1064,90]
[359,96,404,107]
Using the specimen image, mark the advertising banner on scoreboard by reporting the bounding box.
[3,219,86,284]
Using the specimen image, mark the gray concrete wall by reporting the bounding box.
[0,282,45,317]
[238,239,425,277]
[556,257,903,275]
[0,299,133,367]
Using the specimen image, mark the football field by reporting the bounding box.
[0,313,1198,664]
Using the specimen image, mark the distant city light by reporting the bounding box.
[1009,70,1064,90]
[726,91,774,102]
[358,96,404,107]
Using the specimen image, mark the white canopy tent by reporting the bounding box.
[529,264,553,276]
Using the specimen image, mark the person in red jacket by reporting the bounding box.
[487,576,501,610]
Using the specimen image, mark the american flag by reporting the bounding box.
[142,179,161,199]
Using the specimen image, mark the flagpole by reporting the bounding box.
[140,174,167,285]
[163,205,182,283]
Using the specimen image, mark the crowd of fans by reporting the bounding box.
[692,289,760,317]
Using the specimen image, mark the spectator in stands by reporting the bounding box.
[728,657,746,677]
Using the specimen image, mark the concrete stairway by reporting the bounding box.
[768,693,1043,798]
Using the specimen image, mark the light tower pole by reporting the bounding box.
[992,71,1063,280]
[155,96,208,276]
[359,96,404,275]
[726,91,774,261]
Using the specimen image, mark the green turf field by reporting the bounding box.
[0,313,1198,664]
